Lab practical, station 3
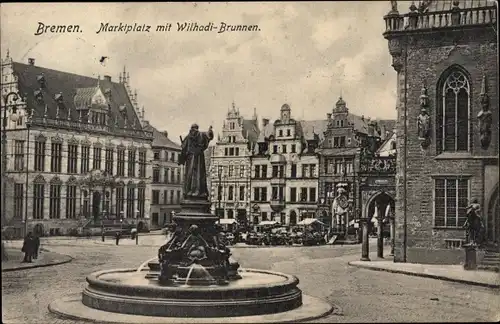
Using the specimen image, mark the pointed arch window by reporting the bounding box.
[436,68,471,153]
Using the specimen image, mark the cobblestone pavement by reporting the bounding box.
[2,242,499,323]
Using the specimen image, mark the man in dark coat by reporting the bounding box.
[22,232,34,263]
[32,234,40,259]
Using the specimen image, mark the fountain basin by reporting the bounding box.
[81,268,303,318]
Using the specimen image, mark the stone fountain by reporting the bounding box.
[49,124,334,323]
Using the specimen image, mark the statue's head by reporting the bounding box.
[471,198,479,204]
[420,108,428,115]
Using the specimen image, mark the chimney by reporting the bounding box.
[361,115,364,121]
[262,118,269,126]
[28,58,35,65]
[163,131,169,138]
[327,113,332,119]
[104,75,112,82]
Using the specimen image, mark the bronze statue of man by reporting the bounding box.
[179,124,214,200]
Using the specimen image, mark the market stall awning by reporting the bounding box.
[258,220,279,226]
[297,218,325,226]
[219,218,238,225]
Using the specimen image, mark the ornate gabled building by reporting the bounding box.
[383,0,498,264]
[317,96,396,230]
[144,124,183,229]
[250,103,327,226]
[1,54,153,237]
[209,102,259,226]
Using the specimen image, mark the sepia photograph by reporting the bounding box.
[1,1,499,323]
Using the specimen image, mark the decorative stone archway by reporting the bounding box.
[362,190,395,220]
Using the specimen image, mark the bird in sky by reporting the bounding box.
[99,56,109,65]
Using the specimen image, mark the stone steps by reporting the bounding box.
[479,249,500,272]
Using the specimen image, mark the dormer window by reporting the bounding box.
[119,104,127,116]
[36,74,46,88]
[104,89,111,97]
[34,89,44,104]
[54,93,64,104]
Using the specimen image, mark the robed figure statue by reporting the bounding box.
[179,124,214,200]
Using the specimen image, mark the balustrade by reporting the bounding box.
[384,5,497,33]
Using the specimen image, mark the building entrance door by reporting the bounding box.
[92,191,101,221]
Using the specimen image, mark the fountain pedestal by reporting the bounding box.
[157,198,241,286]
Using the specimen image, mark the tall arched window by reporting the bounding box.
[436,67,471,153]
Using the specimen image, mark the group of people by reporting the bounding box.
[21,232,40,263]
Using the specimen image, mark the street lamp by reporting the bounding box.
[135,209,139,245]
[2,91,23,230]
[119,210,124,234]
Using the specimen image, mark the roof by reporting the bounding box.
[242,119,260,145]
[299,120,329,141]
[347,114,370,134]
[257,122,275,142]
[376,119,396,132]
[147,124,181,149]
[12,62,143,131]
[399,0,496,14]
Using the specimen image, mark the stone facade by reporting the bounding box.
[209,103,259,225]
[1,54,153,237]
[317,96,396,228]
[383,1,499,264]
[147,125,183,229]
[250,103,327,226]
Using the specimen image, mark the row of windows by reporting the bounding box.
[322,159,354,175]
[216,185,246,201]
[271,143,297,154]
[276,128,292,137]
[224,147,240,156]
[29,185,147,220]
[152,167,182,184]
[153,150,179,162]
[20,141,147,177]
[253,164,317,179]
[151,189,182,205]
[214,165,249,178]
[252,187,316,202]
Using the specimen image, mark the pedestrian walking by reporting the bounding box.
[32,234,40,259]
[115,232,121,245]
[22,232,34,263]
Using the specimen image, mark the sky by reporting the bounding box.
[1,1,400,142]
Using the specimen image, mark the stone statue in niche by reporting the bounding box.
[417,86,431,148]
[477,75,492,149]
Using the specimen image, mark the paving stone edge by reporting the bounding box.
[2,251,73,272]
[348,261,500,289]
